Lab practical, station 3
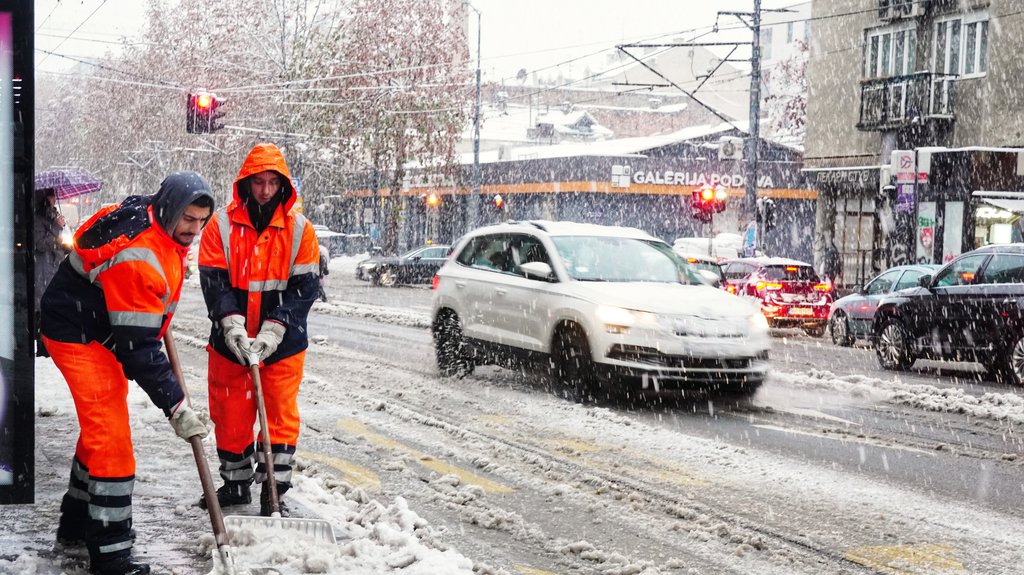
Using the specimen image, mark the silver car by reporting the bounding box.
[828,264,939,346]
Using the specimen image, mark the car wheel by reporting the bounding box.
[552,324,603,403]
[829,312,854,346]
[376,268,397,287]
[876,319,915,370]
[991,335,1024,386]
[434,310,474,378]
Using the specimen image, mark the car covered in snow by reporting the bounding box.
[720,257,833,336]
[430,220,770,401]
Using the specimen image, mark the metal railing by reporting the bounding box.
[857,72,957,131]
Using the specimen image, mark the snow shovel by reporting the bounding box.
[222,352,336,543]
[164,330,239,575]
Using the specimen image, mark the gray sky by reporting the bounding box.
[34,0,800,79]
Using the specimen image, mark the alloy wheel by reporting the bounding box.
[830,313,853,347]
[877,321,913,370]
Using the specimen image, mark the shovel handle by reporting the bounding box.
[165,330,233,550]
[249,357,281,516]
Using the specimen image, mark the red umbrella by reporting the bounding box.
[34,167,103,200]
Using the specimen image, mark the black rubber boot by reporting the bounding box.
[198,481,251,510]
[90,556,150,575]
[259,482,291,517]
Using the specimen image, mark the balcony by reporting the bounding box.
[857,72,956,131]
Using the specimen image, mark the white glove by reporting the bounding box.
[250,321,286,363]
[170,402,209,441]
[220,315,252,364]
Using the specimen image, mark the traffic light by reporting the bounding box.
[425,192,441,207]
[492,194,504,210]
[690,185,726,222]
[186,91,226,133]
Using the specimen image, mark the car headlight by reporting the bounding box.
[595,305,657,334]
[361,263,376,271]
[749,312,770,332]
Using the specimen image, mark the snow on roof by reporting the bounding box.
[457,121,745,165]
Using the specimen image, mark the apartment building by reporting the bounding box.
[804,0,1024,286]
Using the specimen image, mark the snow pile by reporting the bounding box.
[777,368,1024,424]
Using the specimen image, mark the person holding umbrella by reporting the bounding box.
[40,172,215,575]
[33,187,69,357]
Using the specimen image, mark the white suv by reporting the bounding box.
[431,221,770,401]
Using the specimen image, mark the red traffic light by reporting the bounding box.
[425,193,441,207]
[700,187,715,202]
[196,93,213,109]
[186,90,226,134]
[493,194,503,208]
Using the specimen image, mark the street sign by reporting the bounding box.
[892,150,915,184]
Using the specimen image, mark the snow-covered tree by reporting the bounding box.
[763,39,809,146]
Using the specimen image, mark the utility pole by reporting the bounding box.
[465,1,482,234]
[748,0,763,252]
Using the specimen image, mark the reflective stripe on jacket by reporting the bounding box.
[40,200,187,415]
[198,144,319,365]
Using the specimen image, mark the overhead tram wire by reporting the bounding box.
[35,49,185,89]
[36,0,108,67]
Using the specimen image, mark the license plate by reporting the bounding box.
[789,307,813,316]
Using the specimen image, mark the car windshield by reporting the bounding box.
[400,247,425,258]
[551,236,701,284]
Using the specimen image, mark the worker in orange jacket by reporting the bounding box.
[198,143,319,517]
[41,172,215,575]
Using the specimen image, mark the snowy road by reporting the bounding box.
[173,261,1024,573]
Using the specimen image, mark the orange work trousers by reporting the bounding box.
[44,337,136,478]
[207,348,304,454]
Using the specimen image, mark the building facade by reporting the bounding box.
[804,0,1024,287]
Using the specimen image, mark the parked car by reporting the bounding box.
[721,257,833,336]
[828,264,939,346]
[357,244,450,286]
[431,220,770,402]
[873,244,1024,384]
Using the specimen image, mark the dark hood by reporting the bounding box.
[151,171,215,236]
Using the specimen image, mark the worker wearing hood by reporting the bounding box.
[198,143,319,517]
[40,171,215,575]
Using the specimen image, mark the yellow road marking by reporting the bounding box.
[478,414,514,426]
[296,450,381,492]
[337,419,514,494]
[845,544,965,574]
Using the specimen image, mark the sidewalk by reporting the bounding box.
[0,355,477,575]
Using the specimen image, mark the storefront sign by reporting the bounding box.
[807,169,879,187]
[626,169,775,188]
[896,184,915,213]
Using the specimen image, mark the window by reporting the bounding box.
[456,234,513,273]
[934,12,988,76]
[761,27,773,60]
[894,269,927,290]
[981,254,1024,284]
[933,255,986,287]
[865,270,901,295]
[864,25,916,78]
[786,22,794,44]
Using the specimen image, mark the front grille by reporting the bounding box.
[607,344,759,370]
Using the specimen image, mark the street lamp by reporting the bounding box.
[464,0,481,233]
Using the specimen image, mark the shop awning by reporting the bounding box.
[973,191,1024,213]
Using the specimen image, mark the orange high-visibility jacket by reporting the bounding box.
[41,196,192,414]
[199,143,320,364]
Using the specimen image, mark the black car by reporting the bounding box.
[356,244,450,286]
[873,244,1024,384]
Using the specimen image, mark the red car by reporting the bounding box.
[720,257,833,336]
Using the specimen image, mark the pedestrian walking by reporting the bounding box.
[823,238,842,287]
[318,244,330,303]
[34,188,70,357]
[40,172,215,575]
[197,143,320,517]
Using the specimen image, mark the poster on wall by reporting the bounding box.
[917,201,936,264]
[943,202,964,263]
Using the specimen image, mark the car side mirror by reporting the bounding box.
[696,269,721,288]
[520,261,554,281]
[917,274,932,288]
